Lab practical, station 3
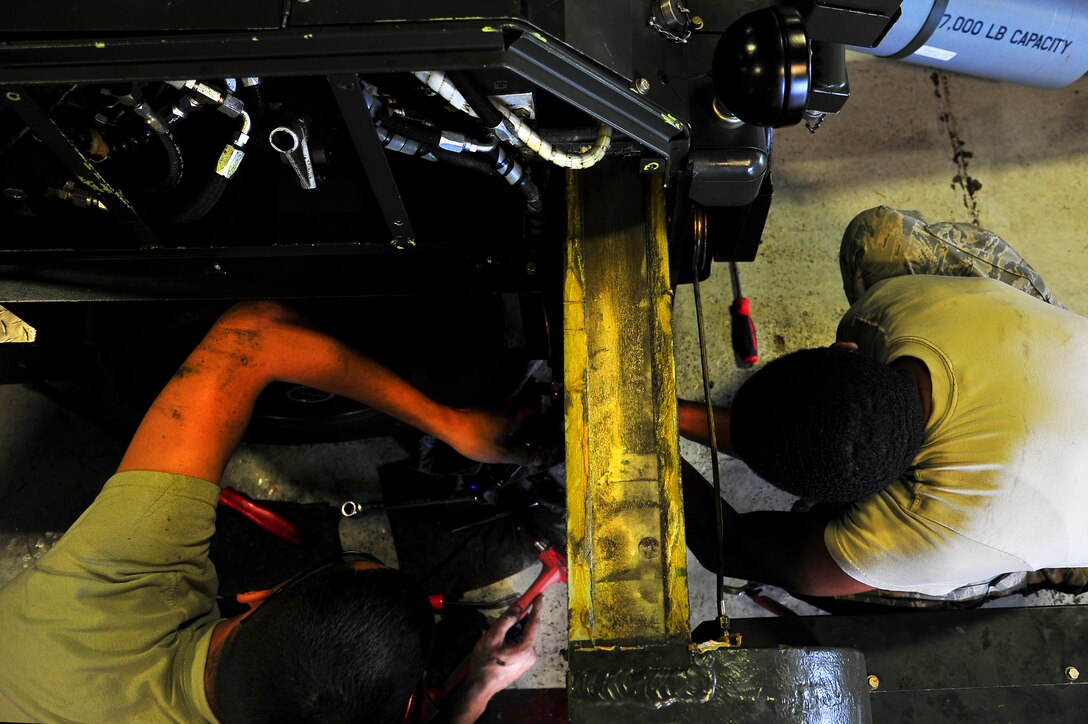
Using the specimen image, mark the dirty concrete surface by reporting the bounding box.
[2,54,1087,695]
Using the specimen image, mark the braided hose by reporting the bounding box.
[413,70,612,169]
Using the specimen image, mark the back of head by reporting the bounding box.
[213,566,435,723]
[730,347,925,503]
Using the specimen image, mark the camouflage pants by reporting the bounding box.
[827,206,1080,608]
[839,205,1064,308]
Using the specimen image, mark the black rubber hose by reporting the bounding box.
[431,146,541,213]
[142,127,184,196]
[431,146,499,176]
[513,174,543,215]
[377,112,442,148]
[446,70,504,130]
[238,84,267,120]
[161,173,228,224]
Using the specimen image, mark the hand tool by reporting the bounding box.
[728,261,759,368]
[427,592,519,614]
[340,494,479,517]
[424,542,568,713]
[268,113,317,189]
[218,486,305,545]
[449,501,539,534]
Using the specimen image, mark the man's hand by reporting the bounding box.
[444,408,542,467]
[444,598,543,723]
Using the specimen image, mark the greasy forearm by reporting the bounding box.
[677,399,735,455]
[118,301,457,483]
[233,302,456,440]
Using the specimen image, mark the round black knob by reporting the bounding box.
[712,5,811,127]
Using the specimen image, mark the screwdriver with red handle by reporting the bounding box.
[729,261,758,368]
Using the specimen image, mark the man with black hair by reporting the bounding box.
[681,205,1088,600]
[0,300,542,722]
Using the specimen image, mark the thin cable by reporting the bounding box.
[691,264,728,631]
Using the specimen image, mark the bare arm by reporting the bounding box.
[723,510,873,597]
[677,398,735,456]
[681,460,871,597]
[118,300,535,484]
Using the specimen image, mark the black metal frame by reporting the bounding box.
[0,10,694,305]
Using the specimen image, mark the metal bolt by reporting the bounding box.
[1066,666,1080,681]
[393,219,405,227]
[638,536,660,559]
[634,77,651,95]
[525,261,537,275]
[867,674,880,690]
[691,16,704,30]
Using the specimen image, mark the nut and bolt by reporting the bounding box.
[525,261,538,275]
[1066,666,1080,681]
[867,674,880,690]
[634,77,651,95]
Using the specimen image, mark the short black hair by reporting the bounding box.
[730,347,925,503]
[212,565,435,723]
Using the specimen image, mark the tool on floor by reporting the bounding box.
[424,542,568,712]
[340,494,479,517]
[449,501,540,534]
[219,486,305,545]
[728,261,759,368]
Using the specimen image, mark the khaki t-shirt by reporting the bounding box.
[0,471,221,722]
[827,275,1088,595]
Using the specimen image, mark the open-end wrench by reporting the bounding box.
[268,114,317,189]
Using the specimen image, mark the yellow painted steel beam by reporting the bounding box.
[564,158,688,650]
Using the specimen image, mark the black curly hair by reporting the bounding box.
[730,347,926,503]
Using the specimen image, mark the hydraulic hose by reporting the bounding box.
[378,112,442,149]
[413,70,612,169]
[143,126,184,196]
[113,93,185,196]
[161,173,228,224]
[362,81,542,212]
[160,109,249,224]
[429,145,542,214]
[445,70,505,130]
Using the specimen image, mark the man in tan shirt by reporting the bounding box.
[0,300,542,722]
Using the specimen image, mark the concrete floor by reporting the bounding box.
[1,54,1087,699]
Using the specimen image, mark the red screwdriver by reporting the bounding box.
[728,261,758,368]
